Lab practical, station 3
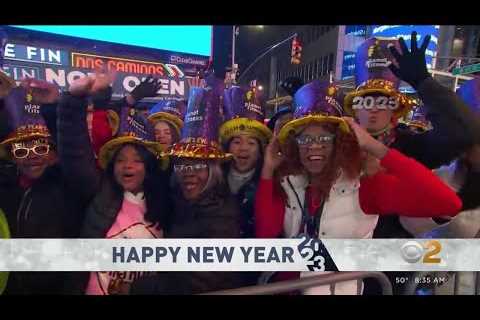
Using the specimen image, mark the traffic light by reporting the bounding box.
[291,37,302,65]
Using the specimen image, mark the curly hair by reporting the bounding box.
[275,122,362,200]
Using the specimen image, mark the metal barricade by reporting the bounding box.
[201,272,393,295]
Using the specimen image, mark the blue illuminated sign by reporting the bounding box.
[2,43,69,66]
[345,25,367,37]
[341,51,356,80]
[10,26,213,57]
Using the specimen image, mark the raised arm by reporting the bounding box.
[360,148,462,217]
[57,73,115,203]
[109,76,163,112]
[345,117,462,218]
[255,138,287,238]
[389,31,480,168]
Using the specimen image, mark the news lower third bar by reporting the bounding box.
[0,239,479,272]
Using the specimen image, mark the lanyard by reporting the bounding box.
[302,189,325,238]
[285,177,325,239]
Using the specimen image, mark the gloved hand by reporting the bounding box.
[388,31,432,90]
[129,76,162,103]
[91,86,113,109]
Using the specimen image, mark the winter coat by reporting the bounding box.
[374,77,480,239]
[222,164,262,238]
[130,183,245,294]
[0,160,87,294]
[56,92,171,294]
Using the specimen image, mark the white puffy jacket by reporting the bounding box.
[280,173,378,295]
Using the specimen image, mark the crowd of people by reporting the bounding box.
[1,31,480,295]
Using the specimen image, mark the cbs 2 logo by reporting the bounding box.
[352,95,399,111]
[401,240,442,264]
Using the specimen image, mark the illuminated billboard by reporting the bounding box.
[2,41,200,101]
[10,25,213,57]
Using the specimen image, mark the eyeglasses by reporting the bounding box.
[296,134,335,146]
[173,163,208,173]
[11,143,50,159]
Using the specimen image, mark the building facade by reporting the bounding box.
[266,25,342,116]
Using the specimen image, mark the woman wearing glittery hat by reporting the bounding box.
[219,84,272,239]
[255,79,462,295]
[129,76,245,295]
[55,72,172,295]
[345,32,475,171]
[148,99,187,150]
[0,79,90,294]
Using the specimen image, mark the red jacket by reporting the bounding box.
[255,149,462,238]
[87,109,113,166]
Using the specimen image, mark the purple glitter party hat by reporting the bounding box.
[219,85,272,145]
[354,37,402,88]
[1,86,50,146]
[169,77,230,159]
[344,37,416,118]
[293,80,344,118]
[277,80,350,144]
[223,85,265,122]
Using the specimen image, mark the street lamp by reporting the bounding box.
[258,85,264,91]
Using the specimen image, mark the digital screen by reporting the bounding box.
[345,25,367,37]
[341,51,356,80]
[10,25,213,57]
[372,25,440,69]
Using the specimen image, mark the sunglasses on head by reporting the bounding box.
[11,141,50,159]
